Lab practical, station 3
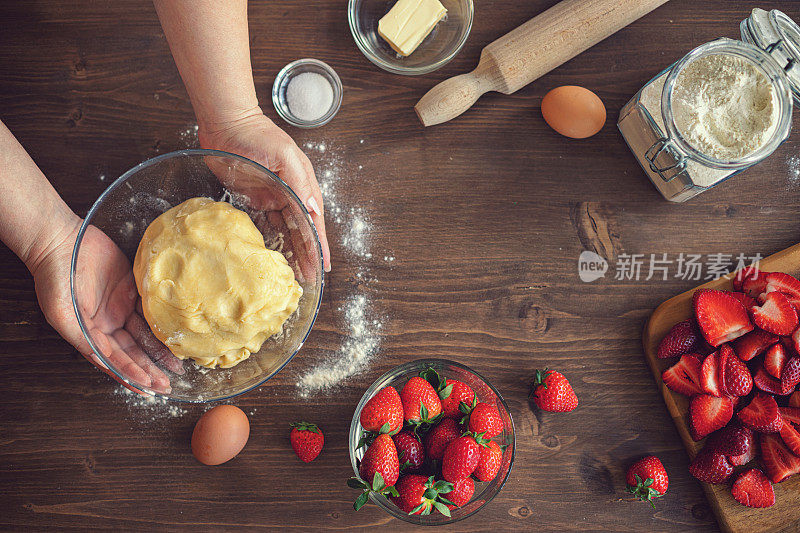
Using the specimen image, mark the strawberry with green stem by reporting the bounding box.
[529,369,578,412]
[357,386,404,449]
[289,422,324,463]
[350,433,401,511]
[401,376,443,435]
[390,474,456,517]
[348,473,400,511]
[625,456,668,508]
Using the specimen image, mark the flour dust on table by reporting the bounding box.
[295,140,389,397]
[114,386,187,421]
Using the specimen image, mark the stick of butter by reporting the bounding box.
[377,0,447,57]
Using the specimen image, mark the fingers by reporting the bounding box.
[112,329,172,394]
[125,311,185,375]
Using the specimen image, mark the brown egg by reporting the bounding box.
[541,86,606,139]
[191,405,250,465]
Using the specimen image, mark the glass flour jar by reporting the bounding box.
[618,8,800,202]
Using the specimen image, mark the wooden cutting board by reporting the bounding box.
[643,243,800,533]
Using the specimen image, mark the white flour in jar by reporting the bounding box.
[641,53,779,187]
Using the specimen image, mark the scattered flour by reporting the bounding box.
[295,140,389,397]
[787,155,800,190]
[179,124,199,148]
[114,386,187,421]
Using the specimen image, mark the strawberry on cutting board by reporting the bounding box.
[731,469,775,508]
[751,291,799,336]
[689,394,734,441]
[737,393,783,433]
[693,289,753,347]
[662,354,704,397]
[761,433,800,483]
[656,319,701,359]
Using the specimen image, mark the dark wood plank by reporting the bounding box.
[0,0,798,530]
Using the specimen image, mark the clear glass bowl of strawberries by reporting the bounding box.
[347,359,515,524]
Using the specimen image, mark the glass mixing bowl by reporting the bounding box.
[70,149,324,402]
[348,0,473,75]
[348,359,515,524]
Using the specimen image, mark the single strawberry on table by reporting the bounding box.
[467,402,504,438]
[693,289,753,347]
[424,417,461,462]
[731,469,775,508]
[289,421,324,463]
[529,369,578,412]
[360,386,404,435]
[439,378,475,419]
[390,474,455,517]
[401,376,443,425]
[441,433,487,483]
[657,319,701,359]
[350,433,401,510]
[473,440,503,482]
[625,456,668,507]
[393,430,425,473]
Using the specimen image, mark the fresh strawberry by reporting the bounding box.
[728,430,758,466]
[726,291,758,310]
[289,421,324,463]
[390,474,455,517]
[688,449,734,484]
[689,394,734,441]
[529,369,578,412]
[724,349,753,397]
[657,320,701,359]
[705,424,754,457]
[765,272,800,306]
[393,431,425,473]
[751,291,799,335]
[733,265,762,291]
[441,434,485,483]
[737,394,783,433]
[358,433,400,487]
[732,329,778,361]
[761,433,800,483]
[360,386,404,434]
[781,357,800,394]
[401,377,443,424]
[716,344,731,395]
[779,420,800,456]
[700,352,722,397]
[662,355,704,397]
[468,403,504,438]
[439,379,475,419]
[445,477,474,510]
[731,469,775,508]
[625,456,668,507]
[764,344,788,379]
[424,417,461,461]
[792,326,800,356]
[693,289,753,347]
[742,274,769,299]
[779,406,800,426]
[473,440,503,482]
[790,391,800,408]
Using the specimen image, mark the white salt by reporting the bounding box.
[286,72,334,122]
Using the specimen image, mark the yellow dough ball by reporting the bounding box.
[133,197,302,369]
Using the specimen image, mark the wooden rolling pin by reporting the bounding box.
[414,0,669,127]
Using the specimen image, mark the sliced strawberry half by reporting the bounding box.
[761,433,800,483]
[780,420,800,456]
[737,394,783,433]
[790,391,800,408]
[765,272,800,306]
[781,357,800,394]
[729,433,758,466]
[792,326,800,356]
[662,354,704,397]
[754,368,785,395]
[693,290,754,347]
[705,423,754,457]
[689,394,734,441]
[731,468,775,508]
[743,275,769,299]
[779,406,800,426]
[733,266,763,292]
[724,349,753,397]
[657,319,701,359]
[751,291,799,336]
[700,352,722,397]
[732,330,779,361]
[726,291,758,310]
[688,449,734,484]
[764,344,788,379]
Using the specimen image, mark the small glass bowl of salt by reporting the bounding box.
[272,59,343,128]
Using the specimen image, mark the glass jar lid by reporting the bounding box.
[741,8,800,102]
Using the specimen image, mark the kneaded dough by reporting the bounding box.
[133,197,302,369]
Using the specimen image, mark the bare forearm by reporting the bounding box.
[0,120,80,273]
[154,0,260,131]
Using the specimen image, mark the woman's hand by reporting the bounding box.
[198,110,331,272]
[30,222,183,394]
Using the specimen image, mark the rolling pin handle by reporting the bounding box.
[414,67,496,127]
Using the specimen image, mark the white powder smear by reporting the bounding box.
[114,386,187,421]
[179,124,199,148]
[788,155,800,190]
[295,140,389,397]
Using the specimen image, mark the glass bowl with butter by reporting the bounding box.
[348,0,473,75]
[70,149,324,402]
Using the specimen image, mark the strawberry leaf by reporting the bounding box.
[438,495,456,506]
[372,472,385,492]
[439,383,454,400]
[385,486,399,498]
[432,500,452,517]
[347,477,368,490]
[420,403,429,421]
[410,502,427,515]
[420,367,443,391]
[378,422,391,434]
[354,491,370,511]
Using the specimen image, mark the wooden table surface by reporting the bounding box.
[2,1,799,531]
